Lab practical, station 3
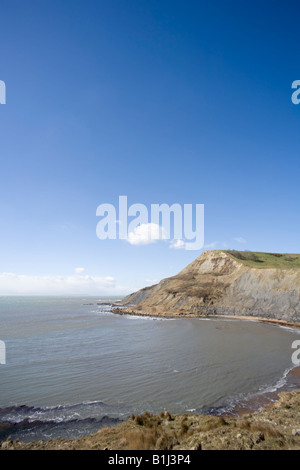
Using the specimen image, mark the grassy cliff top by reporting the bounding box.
[224,250,300,269]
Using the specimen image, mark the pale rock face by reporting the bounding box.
[120,251,300,322]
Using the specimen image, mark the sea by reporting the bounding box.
[0,296,299,442]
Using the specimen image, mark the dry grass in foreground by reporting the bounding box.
[2,390,300,451]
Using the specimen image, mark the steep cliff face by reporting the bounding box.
[120,251,300,322]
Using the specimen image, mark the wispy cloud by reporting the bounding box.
[145,279,158,285]
[169,239,186,250]
[234,237,247,244]
[204,241,218,249]
[0,272,125,295]
[75,267,85,274]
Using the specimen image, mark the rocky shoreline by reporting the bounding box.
[2,389,300,450]
[112,306,300,330]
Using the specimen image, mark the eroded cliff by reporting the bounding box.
[119,251,300,322]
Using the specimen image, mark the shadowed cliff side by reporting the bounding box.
[117,251,300,322]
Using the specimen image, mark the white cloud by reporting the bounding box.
[169,239,186,250]
[0,272,124,295]
[127,223,167,245]
[75,267,85,274]
[234,237,247,244]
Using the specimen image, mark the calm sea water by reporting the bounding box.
[0,296,299,442]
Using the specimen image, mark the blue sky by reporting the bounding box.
[0,0,300,295]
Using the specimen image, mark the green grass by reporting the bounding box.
[224,250,300,269]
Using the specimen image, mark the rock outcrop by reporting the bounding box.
[119,251,300,322]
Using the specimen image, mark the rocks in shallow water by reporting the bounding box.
[2,390,300,450]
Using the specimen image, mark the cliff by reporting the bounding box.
[119,250,300,323]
